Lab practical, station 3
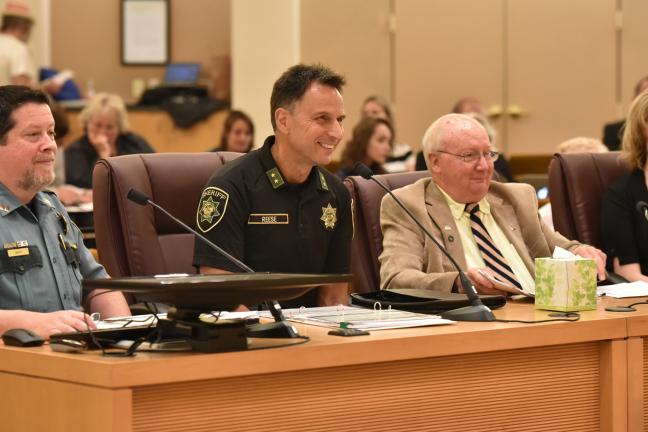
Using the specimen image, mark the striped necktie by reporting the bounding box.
[465,203,522,289]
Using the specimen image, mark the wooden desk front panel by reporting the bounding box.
[0,371,131,432]
[131,342,600,432]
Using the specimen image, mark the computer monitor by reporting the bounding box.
[83,273,352,312]
[164,63,200,84]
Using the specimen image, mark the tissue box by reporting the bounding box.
[534,258,597,311]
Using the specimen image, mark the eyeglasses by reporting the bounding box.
[435,149,499,163]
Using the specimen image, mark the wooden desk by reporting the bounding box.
[0,299,637,432]
[620,301,648,432]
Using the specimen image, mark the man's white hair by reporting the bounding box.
[421,113,486,171]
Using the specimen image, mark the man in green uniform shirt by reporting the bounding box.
[193,64,353,307]
[0,85,129,337]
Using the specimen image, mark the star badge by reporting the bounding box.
[320,203,337,230]
[199,196,220,223]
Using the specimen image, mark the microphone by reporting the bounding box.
[636,201,648,222]
[126,188,299,337]
[354,162,496,322]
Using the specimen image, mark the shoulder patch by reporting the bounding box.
[197,187,229,233]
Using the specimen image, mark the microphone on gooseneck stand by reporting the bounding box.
[353,162,496,322]
[637,201,648,223]
[126,188,299,337]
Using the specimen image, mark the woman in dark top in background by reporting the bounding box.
[210,110,254,153]
[65,93,154,189]
[337,117,393,179]
[601,90,648,282]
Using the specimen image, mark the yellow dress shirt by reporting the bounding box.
[438,187,536,292]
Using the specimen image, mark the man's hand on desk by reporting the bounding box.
[0,310,96,339]
[465,268,512,296]
[571,245,607,281]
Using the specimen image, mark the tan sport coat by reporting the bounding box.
[379,178,580,292]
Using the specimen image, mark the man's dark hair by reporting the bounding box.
[270,64,345,130]
[0,85,49,145]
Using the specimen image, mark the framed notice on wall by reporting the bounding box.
[121,0,169,65]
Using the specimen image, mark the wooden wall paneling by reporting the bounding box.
[620,0,648,115]
[506,0,617,154]
[393,0,504,154]
[300,0,392,160]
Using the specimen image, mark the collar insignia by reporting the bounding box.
[318,171,329,191]
[266,168,285,189]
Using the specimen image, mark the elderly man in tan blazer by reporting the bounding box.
[379,114,606,295]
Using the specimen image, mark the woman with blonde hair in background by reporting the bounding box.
[65,93,154,190]
[601,90,648,282]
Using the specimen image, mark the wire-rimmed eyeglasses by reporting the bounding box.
[435,149,499,163]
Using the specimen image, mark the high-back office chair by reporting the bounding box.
[93,152,241,278]
[548,152,628,248]
[344,171,430,293]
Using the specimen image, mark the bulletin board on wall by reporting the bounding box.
[121,0,169,65]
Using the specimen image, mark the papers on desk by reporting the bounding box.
[96,313,163,330]
[597,281,648,298]
[96,311,259,329]
[261,305,453,330]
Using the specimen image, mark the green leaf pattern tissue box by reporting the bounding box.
[534,258,597,311]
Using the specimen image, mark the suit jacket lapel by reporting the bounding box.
[423,181,468,272]
[488,192,535,274]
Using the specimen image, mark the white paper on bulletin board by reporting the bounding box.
[122,0,168,64]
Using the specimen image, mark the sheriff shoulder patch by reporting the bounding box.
[197,187,229,233]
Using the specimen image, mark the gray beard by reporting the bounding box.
[17,167,54,193]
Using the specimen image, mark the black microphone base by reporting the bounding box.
[440,304,496,322]
[246,321,301,338]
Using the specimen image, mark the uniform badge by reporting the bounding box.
[321,203,337,230]
[8,248,29,257]
[197,187,229,233]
